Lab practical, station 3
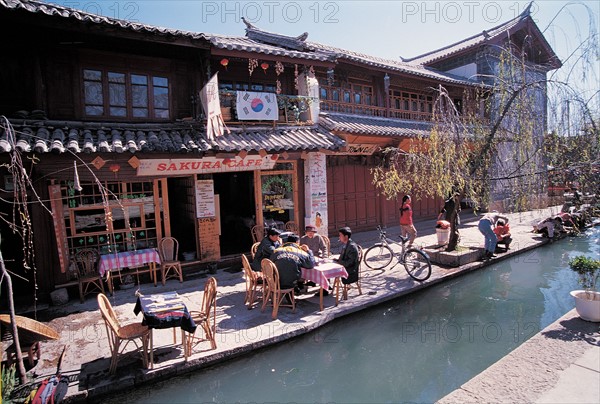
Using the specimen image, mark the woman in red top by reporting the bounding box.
[399,195,417,247]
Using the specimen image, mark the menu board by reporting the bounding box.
[195,180,216,218]
[198,217,220,262]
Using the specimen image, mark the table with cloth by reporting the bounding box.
[98,248,161,293]
[301,261,348,311]
[134,291,196,368]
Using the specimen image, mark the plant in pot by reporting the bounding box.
[568,255,600,322]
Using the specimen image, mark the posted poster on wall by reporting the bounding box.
[195,180,216,218]
[304,152,328,236]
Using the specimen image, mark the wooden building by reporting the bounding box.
[0,0,559,302]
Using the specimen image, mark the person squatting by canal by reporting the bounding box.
[478,211,509,259]
[251,227,282,271]
[399,195,417,248]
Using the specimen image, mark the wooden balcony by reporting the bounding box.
[320,99,433,121]
[219,91,315,125]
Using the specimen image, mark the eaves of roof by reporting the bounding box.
[206,34,337,63]
[0,120,345,154]
[1,0,208,43]
[320,113,433,138]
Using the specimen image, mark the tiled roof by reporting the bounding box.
[0,121,345,154]
[403,3,559,68]
[205,33,336,62]
[1,0,207,42]
[320,113,433,137]
[306,41,481,86]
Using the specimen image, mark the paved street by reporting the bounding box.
[13,205,599,402]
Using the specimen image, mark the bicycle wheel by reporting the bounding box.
[403,249,432,281]
[363,244,394,270]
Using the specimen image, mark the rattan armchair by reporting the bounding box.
[241,254,263,309]
[73,248,104,303]
[251,225,265,243]
[97,294,149,374]
[322,235,331,258]
[187,277,218,352]
[158,237,184,285]
[284,221,299,234]
[260,259,295,319]
[251,242,260,260]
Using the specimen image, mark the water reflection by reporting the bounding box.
[105,228,598,404]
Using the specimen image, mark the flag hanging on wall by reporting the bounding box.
[235,91,278,120]
[199,73,229,140]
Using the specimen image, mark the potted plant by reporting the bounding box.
[569,255,600,322]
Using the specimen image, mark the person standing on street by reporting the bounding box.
[399,195,417,248]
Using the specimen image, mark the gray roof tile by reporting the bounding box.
[0,120,345,154]
[320,113,433,137]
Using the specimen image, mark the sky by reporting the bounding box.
[48,0,599,106]
[47,1,598,61]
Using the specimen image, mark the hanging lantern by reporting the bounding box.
[260,62,269,74]
[384,73,390,92]
[220,58,229,70]
[327,68,334,86]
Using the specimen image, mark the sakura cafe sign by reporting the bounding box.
[136,155,278,176]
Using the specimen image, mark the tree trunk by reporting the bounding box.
[0,239,27,384]
[443,195,461,252]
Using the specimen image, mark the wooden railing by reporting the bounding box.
[219,91,315,124]
[320,99,433,121]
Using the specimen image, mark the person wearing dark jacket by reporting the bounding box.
[270,234,315,289]
[251,227,282,271]
[336,227,360,285]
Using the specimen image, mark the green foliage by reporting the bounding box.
[2,363,17,402]
[262,175,292,194]
[569,255,600,291]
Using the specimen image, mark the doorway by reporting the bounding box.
[167,177,197,260]
[213,171,255,256]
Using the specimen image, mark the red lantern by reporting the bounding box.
[260,62,269,74]
[220,58,229,70]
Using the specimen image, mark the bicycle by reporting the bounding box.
[363,225,432,281]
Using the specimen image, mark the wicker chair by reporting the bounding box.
[97,294,149,374]
[187,277,218,352]
[284,221,299,234]
[322,235,331,258]
[158,237,183,285]
[251,225,265,243]
[336,245,363,304]
[73,248,104,303]
[260,259,295,319]
[241,254,263,309]
[251,242,260,260]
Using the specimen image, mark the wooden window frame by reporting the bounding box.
[82,68,171,121]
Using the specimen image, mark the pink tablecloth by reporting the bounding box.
[99,248,161,277]
[301,262,348,290]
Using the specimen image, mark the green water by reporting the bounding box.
[107,228,599,403]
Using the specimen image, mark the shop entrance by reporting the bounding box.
[213,171,256,256]
[167,177,197,260]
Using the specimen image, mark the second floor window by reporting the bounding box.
[83,69,170,119]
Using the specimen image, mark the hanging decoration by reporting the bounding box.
[276,80,282,95]
[73,160,82,192]
[260,62,269,74]
[248,58,258,77]
[220,58,229,70]
[308,65,315,77]
[275,61,284,76]
[327,68,334,86]
[384,73,390,93]
[294,64,299,90]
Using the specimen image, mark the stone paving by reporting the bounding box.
[8,205,597,402]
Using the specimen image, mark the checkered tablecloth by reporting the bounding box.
[98,248,161,277]
[301,262,348,290]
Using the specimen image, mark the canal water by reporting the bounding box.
[107,228,599,403]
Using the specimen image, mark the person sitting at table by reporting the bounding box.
[299,225,327,258]
[251,227,282,271]
[336,227,360,286]
[270,234,315,295]
[493,219,512,252]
